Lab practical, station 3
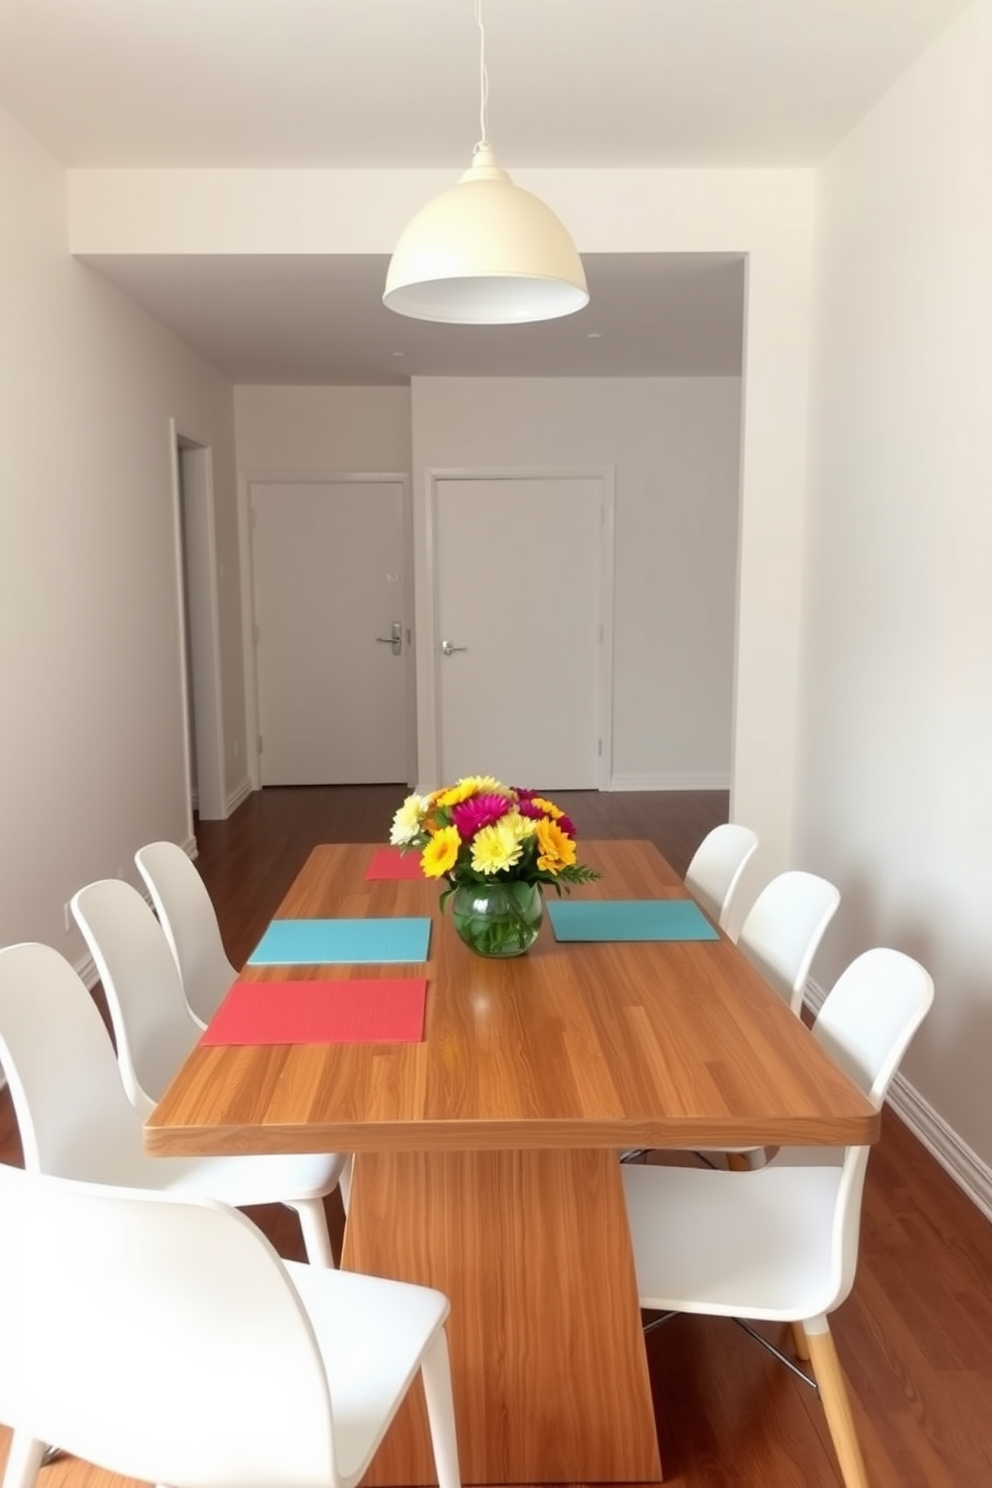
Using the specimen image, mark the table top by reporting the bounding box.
[145,840,879,1157]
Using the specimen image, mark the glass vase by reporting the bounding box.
[450,881,544,958]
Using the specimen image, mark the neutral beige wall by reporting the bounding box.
[0,102,241,960]
[798,1,992,1165]
[234,385,412,473]
[410,376,741,790]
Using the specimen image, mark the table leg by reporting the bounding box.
[342,1147,663,1486]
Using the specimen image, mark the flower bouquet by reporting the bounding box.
[390,776,600,957]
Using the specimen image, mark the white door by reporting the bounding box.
[434,475,607,789]
[250,480,407,784]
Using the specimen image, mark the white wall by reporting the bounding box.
[233,384,415,788]
[234,385,412,473]
[410,376,741,790]
[798,1,992,1171]
[70,166,817,882]
[0,102,241,962]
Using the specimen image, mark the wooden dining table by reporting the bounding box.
[146,839,878,1487]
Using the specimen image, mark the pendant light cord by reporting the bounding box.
[475,0,489,150]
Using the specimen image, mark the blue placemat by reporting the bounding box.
[247,916,432,965]
[546,899,719,942]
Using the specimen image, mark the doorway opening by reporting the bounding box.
[170,421,226,826]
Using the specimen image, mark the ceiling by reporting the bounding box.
[0,0,969,169]
[0,0,970,383]
[78,253,746,386]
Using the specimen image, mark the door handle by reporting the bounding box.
[441,639,468,656]
[375,621,402,656]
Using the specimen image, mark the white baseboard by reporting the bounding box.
[805,977,992,1225]
[72,950,100,992]
[225,774,254,816]
[609,771,731,792]
[415,776,731,795]
[802,978,830,1019]
[886,1075,992,1224]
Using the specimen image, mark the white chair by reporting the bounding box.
[622,823,762,1168]
[694,868,840,1171]
[633,859,838,1172]
[684,823,759,930]
[71,876,221,1115]
[736,869,841,1014]
[0,1162,460,1488]
[621,947,934,1488]
[0,941,345,1268]
[134,839,237,1027]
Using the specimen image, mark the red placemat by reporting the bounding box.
[200,978,427,1046]
[365,846,425,881]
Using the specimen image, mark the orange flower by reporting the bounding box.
[531,795,564,821]
[535,818,577,874]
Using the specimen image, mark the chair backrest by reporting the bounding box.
[814,947,934,1311]
[813,947,935,1108]
[737,869,841,1013]
[0,942,145,1178]
[0,1163,340,1488]
[683,823,759,930]
[71,878,200,1114]
[135,840,237,1025]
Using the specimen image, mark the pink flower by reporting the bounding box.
[451,793,511,839]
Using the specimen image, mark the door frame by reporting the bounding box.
[239,471,415,789]
[420,466,616,790]
[168,419,226,825]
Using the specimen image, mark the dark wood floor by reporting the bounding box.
[3,785,992,1487]
[189,785,727,970]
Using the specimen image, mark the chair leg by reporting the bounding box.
[724,1148,772,1171]
[804,1319,870,1488]
[732,1317,816,1388]
[420,1326,462,1488]
[288,1197,336,1267]
[338,1153,353,1214]
[791,1320,811,1361]
[5,1434,44,1488]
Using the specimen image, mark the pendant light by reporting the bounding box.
[383,0,588,325]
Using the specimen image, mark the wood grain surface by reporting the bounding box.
[343,1148,661,1485]
[146,840,878,1157]
[8,794,983,1488]
[143,838,879,1485]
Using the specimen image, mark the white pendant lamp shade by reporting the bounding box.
[383,145,589,324]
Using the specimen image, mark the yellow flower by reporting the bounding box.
[504,809,537,840]
[389,793,429,845]
[436,775,509,808]
[421,825,461,878]
[531,795,564,821]
[435,781,477,808]
[471,819,525,875]
[535,818,577,874]
[459,775,508,796]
